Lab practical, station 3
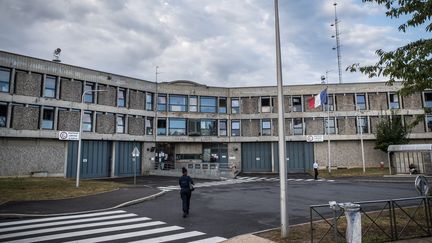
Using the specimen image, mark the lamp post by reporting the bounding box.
[76,89,106,188]
[355,106,366,173]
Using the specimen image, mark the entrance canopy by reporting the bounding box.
[387,144,432,175]
[388,144,432,152]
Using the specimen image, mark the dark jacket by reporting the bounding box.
[179,175,194,191]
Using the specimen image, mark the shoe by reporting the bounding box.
[183,213,187,218]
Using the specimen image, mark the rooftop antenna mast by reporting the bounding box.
[331,3,342,84]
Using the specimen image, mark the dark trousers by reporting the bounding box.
[181,190,191,214]
[314,168,318,180]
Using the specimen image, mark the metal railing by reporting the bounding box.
[310,196,432,242]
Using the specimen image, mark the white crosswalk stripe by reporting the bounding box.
[0,210,226,243]
[158,176,336,192]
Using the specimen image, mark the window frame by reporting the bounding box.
[117,88,126,107]
[389,93,400,109]
[189,96,198,112]
[356,94,367,110]
[357,116,368,134]
[84,83,95,103]
[41,107,55,130]
[293,118,303,135]
[157,94,167,112]
[169,118,187,136]
[146,117,153,135]
[292,96,302,112]
[261,119,271,135]
[200,119,217,136]
[218,97,227,113]
[0,102,7,127]
[44,76,57,98]
[82,111,93,132]
[231,98,240,114]
[157,118,167,135]
[116,115,125,133]
[231,120,240,136]
[146,93,154,111]
[0,67,11,93]
[200,96,217,113]
[219,120,227,136]
[169,94,188,112]
[424,92,432,108]
[324,117,336,134]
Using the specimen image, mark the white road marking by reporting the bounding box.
[134,231,205,243]
[189,236,228,242]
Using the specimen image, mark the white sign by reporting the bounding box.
[58,131,80,141]
[306,135,324,142]
[132,146,140,157]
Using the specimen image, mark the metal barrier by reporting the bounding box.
[310,196,432,242]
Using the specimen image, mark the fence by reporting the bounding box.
[310,196,432,242]
[149,161,234,179]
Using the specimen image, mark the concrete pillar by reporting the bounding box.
[340,203,362,243]
[6,103,12,128]
[9,68,15,94]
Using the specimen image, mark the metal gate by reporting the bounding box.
[274,141,314,173]
[115,141,142,177]
[66,140,112,179]
[241,142,272,172]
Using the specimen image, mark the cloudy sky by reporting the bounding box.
[0,0,424,87]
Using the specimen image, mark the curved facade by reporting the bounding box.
[0,50,431,178]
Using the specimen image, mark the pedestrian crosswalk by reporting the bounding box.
[157,176,335,191]
[0,210,226,243]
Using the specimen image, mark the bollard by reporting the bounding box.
[340,203,361,243]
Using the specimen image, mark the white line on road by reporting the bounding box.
[188,236,228,243]
[133,231,205,243]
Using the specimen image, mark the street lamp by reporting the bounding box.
[355,106,366,173]
[76,89,106,188]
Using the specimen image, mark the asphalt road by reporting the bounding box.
[125,178,419,239]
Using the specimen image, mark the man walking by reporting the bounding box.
[313,160,319,180]
[179,167,194,218]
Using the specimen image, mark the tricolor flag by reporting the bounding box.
[308,88,327,109]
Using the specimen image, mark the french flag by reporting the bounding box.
[308,88,327,109]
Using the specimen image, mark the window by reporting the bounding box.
[426,115,432,132]
[324,118,335,134]
[356,94,366,110]
[200,119,217,136]
[0,103,7,127]
[324,94,334,111]
[116,115,125,133]
[0,67,10,93]
[146,117,153,135]
[218,97,227,113]
[261,97,271,113]
[44,76,56,98]
[292,96,302,112]
[84,83,95,103]
[357,116,368,134]
[169,118,186,135]
[261,119,271,135]
[389,93,400,109]
[219,120,227,136]
[41,107,54,130]
[231,98,240,114]
[146,93,154,111]
[231,120,240,136]
[117,89,126,107]
[169,95,188,112]
[293,118,303,135]
[157,118,167,135]
[189,96,198,112]
[200,96,217,113]
[188,119,200,136]
[82,111,93,132]
[424,92,432,108]
[157,94,167,111]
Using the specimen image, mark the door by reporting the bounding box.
[241,142,272,172]
[67,140,112,178]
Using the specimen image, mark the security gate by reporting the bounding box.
[66,140,112,179]
[115,141,142,177]
[274,141,314,173]
[241,142,272,172]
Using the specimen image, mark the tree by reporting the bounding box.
[374,116,410,153]
[347,0,432,96]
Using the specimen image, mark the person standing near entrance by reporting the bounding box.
[179,167,194,218]
[313,160,319,180]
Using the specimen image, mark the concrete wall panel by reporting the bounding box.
[57,110,80,132]
[336,94,354,111]
[96,113,115,134]
[15,71,42,97]
[405,115,425,133]
[337,117,356,135]
[403,93,422,109]
[60,78,82,102]
[97,85,116,107]
[241,97,258,114]
[12,106,39,130]
[305,118,323,135]
[129,90,145,110]
[128,116,145,135]
[369,93,388,110]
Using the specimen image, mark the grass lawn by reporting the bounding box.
[0,177,126,204]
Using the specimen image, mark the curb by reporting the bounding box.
[0,190,167,219]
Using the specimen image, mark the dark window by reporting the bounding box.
[293,118,303,135]
[188,119,201,136]
[231,120,240,136]
[116,115,125,133]
[169,118,186,135]
[292,96,302,112]
[117,89,126,107]
[200,96,217,113]
[82,111,92,132]
[84,83,95,103]
[42,107,54,130]
[146,117,153,135]
[231,98,240,114]
[44,76,56,98]
[157,94,167,111]
[325,118,335,134]
[169,95,188,112]
[424,92,432,108]
[261,119,271,135]
[200,119,217,136]
[324,94,334,111]
[356,94,366,110]
[146,93,153,111]
[157,118,167,135]
[0,103,7,127]
[261,97,271,113]
[357,116,368,134]
[427,115,432,132]
[218,97,227,113]
[389,93,400,109]
[0,67,10,93]
[219,120,227,136]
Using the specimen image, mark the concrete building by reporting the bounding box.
[0,50,431,179]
